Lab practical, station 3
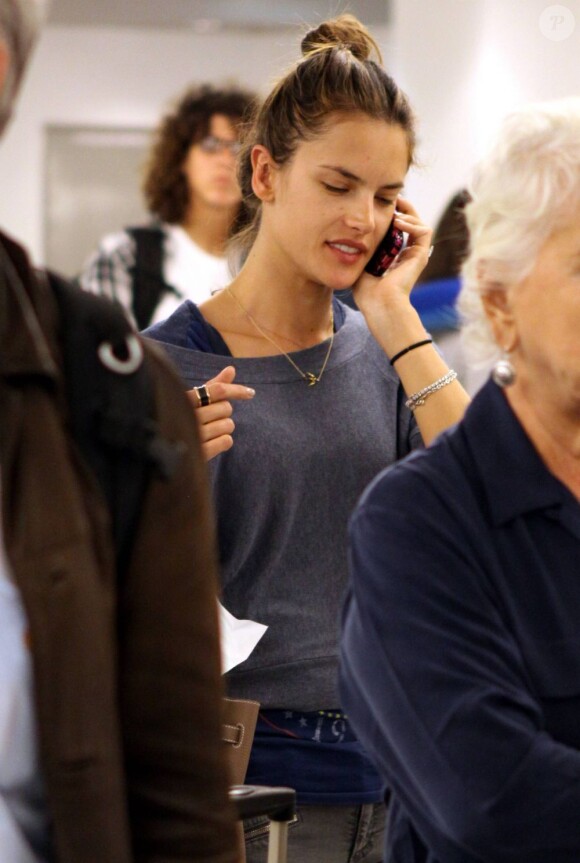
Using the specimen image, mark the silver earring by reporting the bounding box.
[492,353,516,388]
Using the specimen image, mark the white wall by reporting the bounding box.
[0,24,305,259]
[393,0,580,226]
[0,0,579,261]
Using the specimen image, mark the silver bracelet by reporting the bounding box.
[405,370,458,411]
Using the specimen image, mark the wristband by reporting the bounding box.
[389,338,433,366]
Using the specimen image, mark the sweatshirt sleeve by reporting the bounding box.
[339,463,580,863]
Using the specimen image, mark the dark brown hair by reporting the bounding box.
[234,14,416,253]
[418,189,472,283]
[142,84,257,229]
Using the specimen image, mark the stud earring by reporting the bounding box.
[492,351,516,388]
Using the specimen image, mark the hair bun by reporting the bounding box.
[300,14,377,62]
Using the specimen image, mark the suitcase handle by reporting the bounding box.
[230,784,296,823]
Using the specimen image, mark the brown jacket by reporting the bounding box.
[0,232,238,863]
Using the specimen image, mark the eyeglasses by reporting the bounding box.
[199,135,242,156]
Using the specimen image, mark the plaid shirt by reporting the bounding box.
[79,229,157,327]
[79,226,231,327]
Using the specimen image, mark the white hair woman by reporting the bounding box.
[460,96,580,379]
[341,97,580,863]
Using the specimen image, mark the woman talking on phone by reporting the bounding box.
[146,15,469,862]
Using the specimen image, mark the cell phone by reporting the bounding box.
[364,218,404,277]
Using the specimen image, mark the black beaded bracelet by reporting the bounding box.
[389,338,433,366]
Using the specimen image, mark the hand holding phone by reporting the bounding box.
[364,218,404,277]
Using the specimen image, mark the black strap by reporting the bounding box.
[127,226,177,330]
[48,271,184,573]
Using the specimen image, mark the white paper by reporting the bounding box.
[218,601,268,674]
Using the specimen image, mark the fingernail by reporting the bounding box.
[246,387,256,396]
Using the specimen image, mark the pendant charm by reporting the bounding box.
[306,373,319,386]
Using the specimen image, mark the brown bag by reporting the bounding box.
[222,697,260,786]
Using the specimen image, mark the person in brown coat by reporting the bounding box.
[0,2,238,861]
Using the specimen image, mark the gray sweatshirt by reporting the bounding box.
[146,301,422,709]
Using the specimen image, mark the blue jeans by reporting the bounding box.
[244,801,387,863]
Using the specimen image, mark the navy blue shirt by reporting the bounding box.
[340,379,580,862]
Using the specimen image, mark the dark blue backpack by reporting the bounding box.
[49,270,184,571]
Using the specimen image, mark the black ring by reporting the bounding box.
[195,384,211,407]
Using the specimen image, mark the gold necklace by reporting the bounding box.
[227,288,335,386]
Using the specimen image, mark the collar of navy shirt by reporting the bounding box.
[456,378,579,531]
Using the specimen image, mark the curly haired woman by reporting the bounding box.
[80,84,257,328]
